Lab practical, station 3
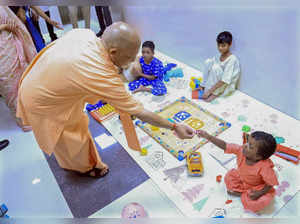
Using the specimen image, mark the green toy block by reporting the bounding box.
[242,125,251,132]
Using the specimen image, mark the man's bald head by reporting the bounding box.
[101,22,141,68]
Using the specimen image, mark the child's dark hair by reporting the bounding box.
[216,31,233,45]
[251,131,277,160]
[142,41,155,52]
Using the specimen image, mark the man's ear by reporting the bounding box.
[108,48,117,56]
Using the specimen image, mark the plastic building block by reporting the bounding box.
[275,136,285,144]
[178,150,185,161]
[96,100,104,107]
[214,216,224,218]
[216,175,222,183]
[242,125,251,132]
[141,148,148,156]
[186,151,204,176]
[226,122,231,127]
[189,77,203,90]
[163,63,177,74]
[192,90,204,99]
[225,200,233,204]
[150,125,159,131]
[85,104,97,112]
[163,68,184,82]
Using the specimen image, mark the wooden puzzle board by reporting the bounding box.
[136,97,231,159]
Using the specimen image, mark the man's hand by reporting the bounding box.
[249,190,262,200]
[174,124,195,139]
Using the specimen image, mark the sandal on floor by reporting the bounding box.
[79,167,109,178]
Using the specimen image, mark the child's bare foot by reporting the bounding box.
[132,86,150,93]
[204,94,218,102]
[227,190,242,197]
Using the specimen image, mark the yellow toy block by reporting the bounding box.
[141,148,148,156]
[150,125,160,131]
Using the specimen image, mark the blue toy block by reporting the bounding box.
[226,122,231,127]
[164,68,184,82]
[96,100,104,108]
[178,155,185,161]
[178,150,185,161]
[85,104,96,112]
[164,75,170,82]
[213,216,224,218]
[163,63,177,75]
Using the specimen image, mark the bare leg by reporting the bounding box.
[68,6,78,28]
[132,86,152,94]
[204,94,218,102]
[82,6,90,29]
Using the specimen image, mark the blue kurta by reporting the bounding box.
[129,57,167,96]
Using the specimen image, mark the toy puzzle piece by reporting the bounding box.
[185,117,204,130]
[174,111,191,121]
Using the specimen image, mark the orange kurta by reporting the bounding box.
[17,29,143,172]
[224,144,279,212]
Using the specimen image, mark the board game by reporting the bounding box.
[135,97,231,160]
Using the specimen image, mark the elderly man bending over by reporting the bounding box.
[17,22,194,178]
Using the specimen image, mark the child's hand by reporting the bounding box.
[202,91,211,99]
[195,130,208,139]
[249,190,262,200]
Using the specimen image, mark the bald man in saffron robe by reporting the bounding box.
[17,22,194,177]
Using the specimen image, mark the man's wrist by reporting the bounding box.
[171,123,177,131]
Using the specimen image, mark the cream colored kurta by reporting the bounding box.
[202,54,241,96]
[17,29,143,172]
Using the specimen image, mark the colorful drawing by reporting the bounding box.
[193,196,209,211]
[121,202,148,218]
[136,97,231,160]
[181,184,204,203]
[276,181,290,196]
[145,151,166,170]
[163,165,187,183]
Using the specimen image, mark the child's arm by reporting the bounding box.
[196,130,227,150]
[131,65,156,80]
[30,6,63,30]
[249,185,273,200]
[202,80,227,98]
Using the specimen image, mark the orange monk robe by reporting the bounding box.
[17,29,143,172]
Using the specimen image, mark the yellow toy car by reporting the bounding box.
[186,151,204,176]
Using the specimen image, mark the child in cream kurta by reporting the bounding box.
[202,54,240,97]
[199,31,241,102]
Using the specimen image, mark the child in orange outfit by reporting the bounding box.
[196,130,278,213]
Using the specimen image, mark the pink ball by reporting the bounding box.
[121,202,148,218]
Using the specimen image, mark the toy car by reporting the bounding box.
[186,151,204,176]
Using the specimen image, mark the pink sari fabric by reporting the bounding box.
[0,6,36,119]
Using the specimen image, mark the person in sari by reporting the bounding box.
[0,6,37,131]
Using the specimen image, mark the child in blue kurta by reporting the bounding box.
[128,41,167,96]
